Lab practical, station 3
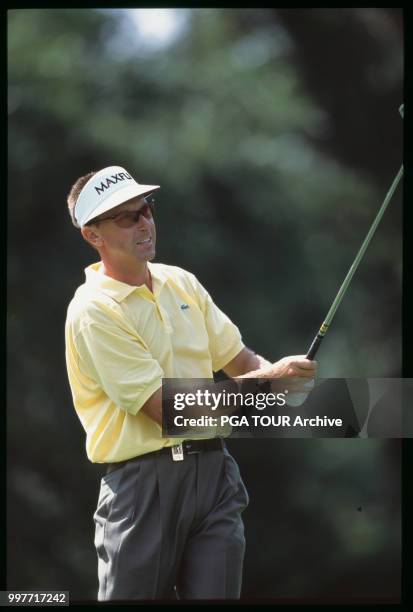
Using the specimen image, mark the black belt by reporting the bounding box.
[106,438,225,475]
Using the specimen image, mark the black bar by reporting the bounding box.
[306,333,324,360]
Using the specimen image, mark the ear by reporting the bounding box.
[81,225,104,249]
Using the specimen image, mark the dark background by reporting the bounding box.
[8,8,403,602]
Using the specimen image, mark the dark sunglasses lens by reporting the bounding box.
[116,212,137,228]
[144,194,155,205]
[115,203,154,228]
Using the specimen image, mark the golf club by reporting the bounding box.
[306,104,404,361]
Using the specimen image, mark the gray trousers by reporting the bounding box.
[93,444,249,600]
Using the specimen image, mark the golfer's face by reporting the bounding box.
[96,196,156,262]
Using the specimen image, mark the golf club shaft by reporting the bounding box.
[306,163,403,360]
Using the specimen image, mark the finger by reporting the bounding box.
[285,379,313,396]
[290,364,317,375]
[286,367,315,378]
[291,357,318,370]
[270,378,313,394]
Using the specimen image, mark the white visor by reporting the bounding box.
[74,166,160,226]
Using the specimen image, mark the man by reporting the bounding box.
[65,165,317,601]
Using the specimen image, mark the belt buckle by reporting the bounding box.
[183,440,202,455]
[171,443,184,461]
[184,441,198,455]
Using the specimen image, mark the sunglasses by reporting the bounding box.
[89,195,155,228]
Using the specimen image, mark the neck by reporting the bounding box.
[101,258,152,291]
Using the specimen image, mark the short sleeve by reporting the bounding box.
[188,274,244,372]
[74,321,164,415]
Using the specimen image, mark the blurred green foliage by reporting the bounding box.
[8,8,402,601]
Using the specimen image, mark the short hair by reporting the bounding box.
[67,171,96,228]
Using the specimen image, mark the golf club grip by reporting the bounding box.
[306,333,324,360]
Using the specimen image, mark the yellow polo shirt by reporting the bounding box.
[65,261,244,463]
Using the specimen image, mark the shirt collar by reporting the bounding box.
[84,261,165,302]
